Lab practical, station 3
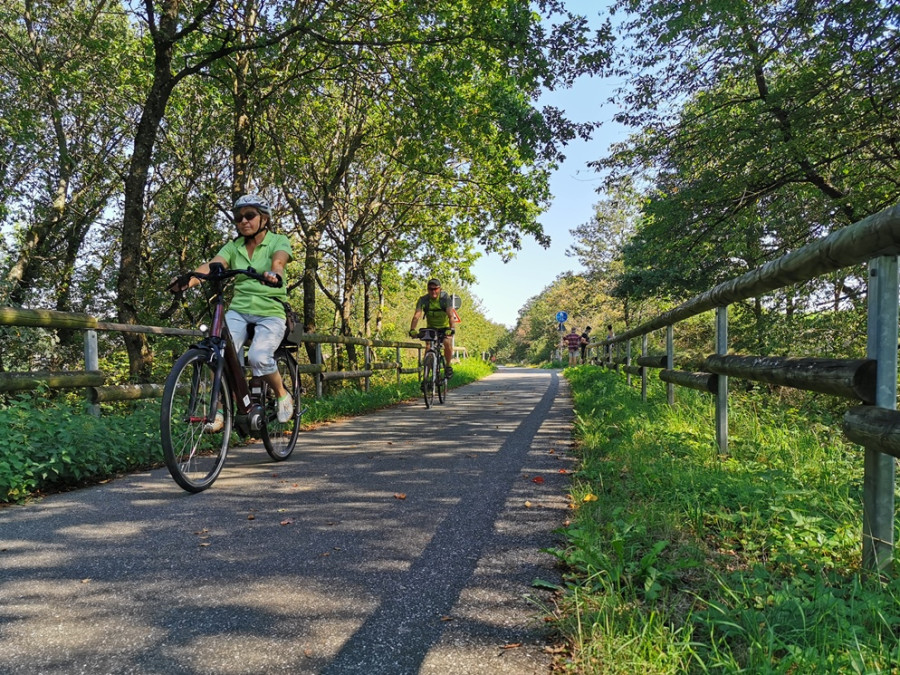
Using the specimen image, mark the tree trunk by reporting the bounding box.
[302,227,323,364]
[116,4,179,381]
[231,4,257,197]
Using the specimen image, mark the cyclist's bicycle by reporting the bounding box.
[161,263,302,492]
[416,328,452,408]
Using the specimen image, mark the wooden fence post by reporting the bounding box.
[666,325,674,405]
[315,343,323,398]
[715,306,729,456]
[396,347,401,386]
[84,330,100,417]
[364,345,371,393]
[641,333,648,403]
[626,339,632,386]
[863,255,898,572]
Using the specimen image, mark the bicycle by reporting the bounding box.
[416,328,452,408]
[161,263,302,492]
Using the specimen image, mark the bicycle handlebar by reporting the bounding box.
[414,328,454,341]
[169,264,282,293]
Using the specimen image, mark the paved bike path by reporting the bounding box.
[0,367,575,674]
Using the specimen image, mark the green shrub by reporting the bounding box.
[0,392,161,502]
[552,367,900,673]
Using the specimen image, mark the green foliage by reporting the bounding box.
[0,391,161,502]
[597,0,899,308]
[551,367,900,673]
[505,272,610,364]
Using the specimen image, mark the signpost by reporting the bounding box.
[555,311,568,361]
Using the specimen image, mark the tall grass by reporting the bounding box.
[551,366,900,673]
[1,359,494,502]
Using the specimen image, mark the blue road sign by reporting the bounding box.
[555,311,568,323]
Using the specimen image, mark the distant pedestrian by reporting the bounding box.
[580,326,591,364]
[604,324,614,364]
[563,327,582,366]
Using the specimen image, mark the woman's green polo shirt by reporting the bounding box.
[215,232,292,318]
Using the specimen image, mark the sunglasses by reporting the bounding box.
[234,211,259,223]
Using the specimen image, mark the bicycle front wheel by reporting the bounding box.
[422,351,436,408]
[261,349,301,461]
[437,359,447,404]
[160,348,232,493]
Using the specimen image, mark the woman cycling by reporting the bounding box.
[170,194,294,429]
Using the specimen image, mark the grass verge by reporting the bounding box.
[551,366,900,673]
[1,358,494,503]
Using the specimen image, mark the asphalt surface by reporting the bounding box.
[0,367,576,675]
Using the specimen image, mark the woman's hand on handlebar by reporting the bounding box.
[262,271,283,288]
[167,273,194,294]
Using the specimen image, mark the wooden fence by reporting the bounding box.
[585,202,900,574]
[0,307,424,412]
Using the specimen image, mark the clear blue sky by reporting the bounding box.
[469,0,626,328]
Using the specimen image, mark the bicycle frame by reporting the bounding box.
[417,328,449,407]
[418,329,444,372]
[188,264,275,433]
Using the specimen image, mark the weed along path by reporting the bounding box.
[0,367,575,674]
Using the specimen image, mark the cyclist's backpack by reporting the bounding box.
[418,291,450,318]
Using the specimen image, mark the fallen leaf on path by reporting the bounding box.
[440,615,454,622]
[280,518,294,526]
[524,501,533,508]
[532,476,544,484]
[247,514,256,520]
[559,469,569,474]
[502,643,522,649]
[394,493,407,500]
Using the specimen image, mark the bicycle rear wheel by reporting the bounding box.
[422,351,436,408]
[160,348,232,493]
[261,349,301,460]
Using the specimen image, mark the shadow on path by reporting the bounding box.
[0,367,575,675]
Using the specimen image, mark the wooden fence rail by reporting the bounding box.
[0,307,424,406]
[584,201,900,574]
